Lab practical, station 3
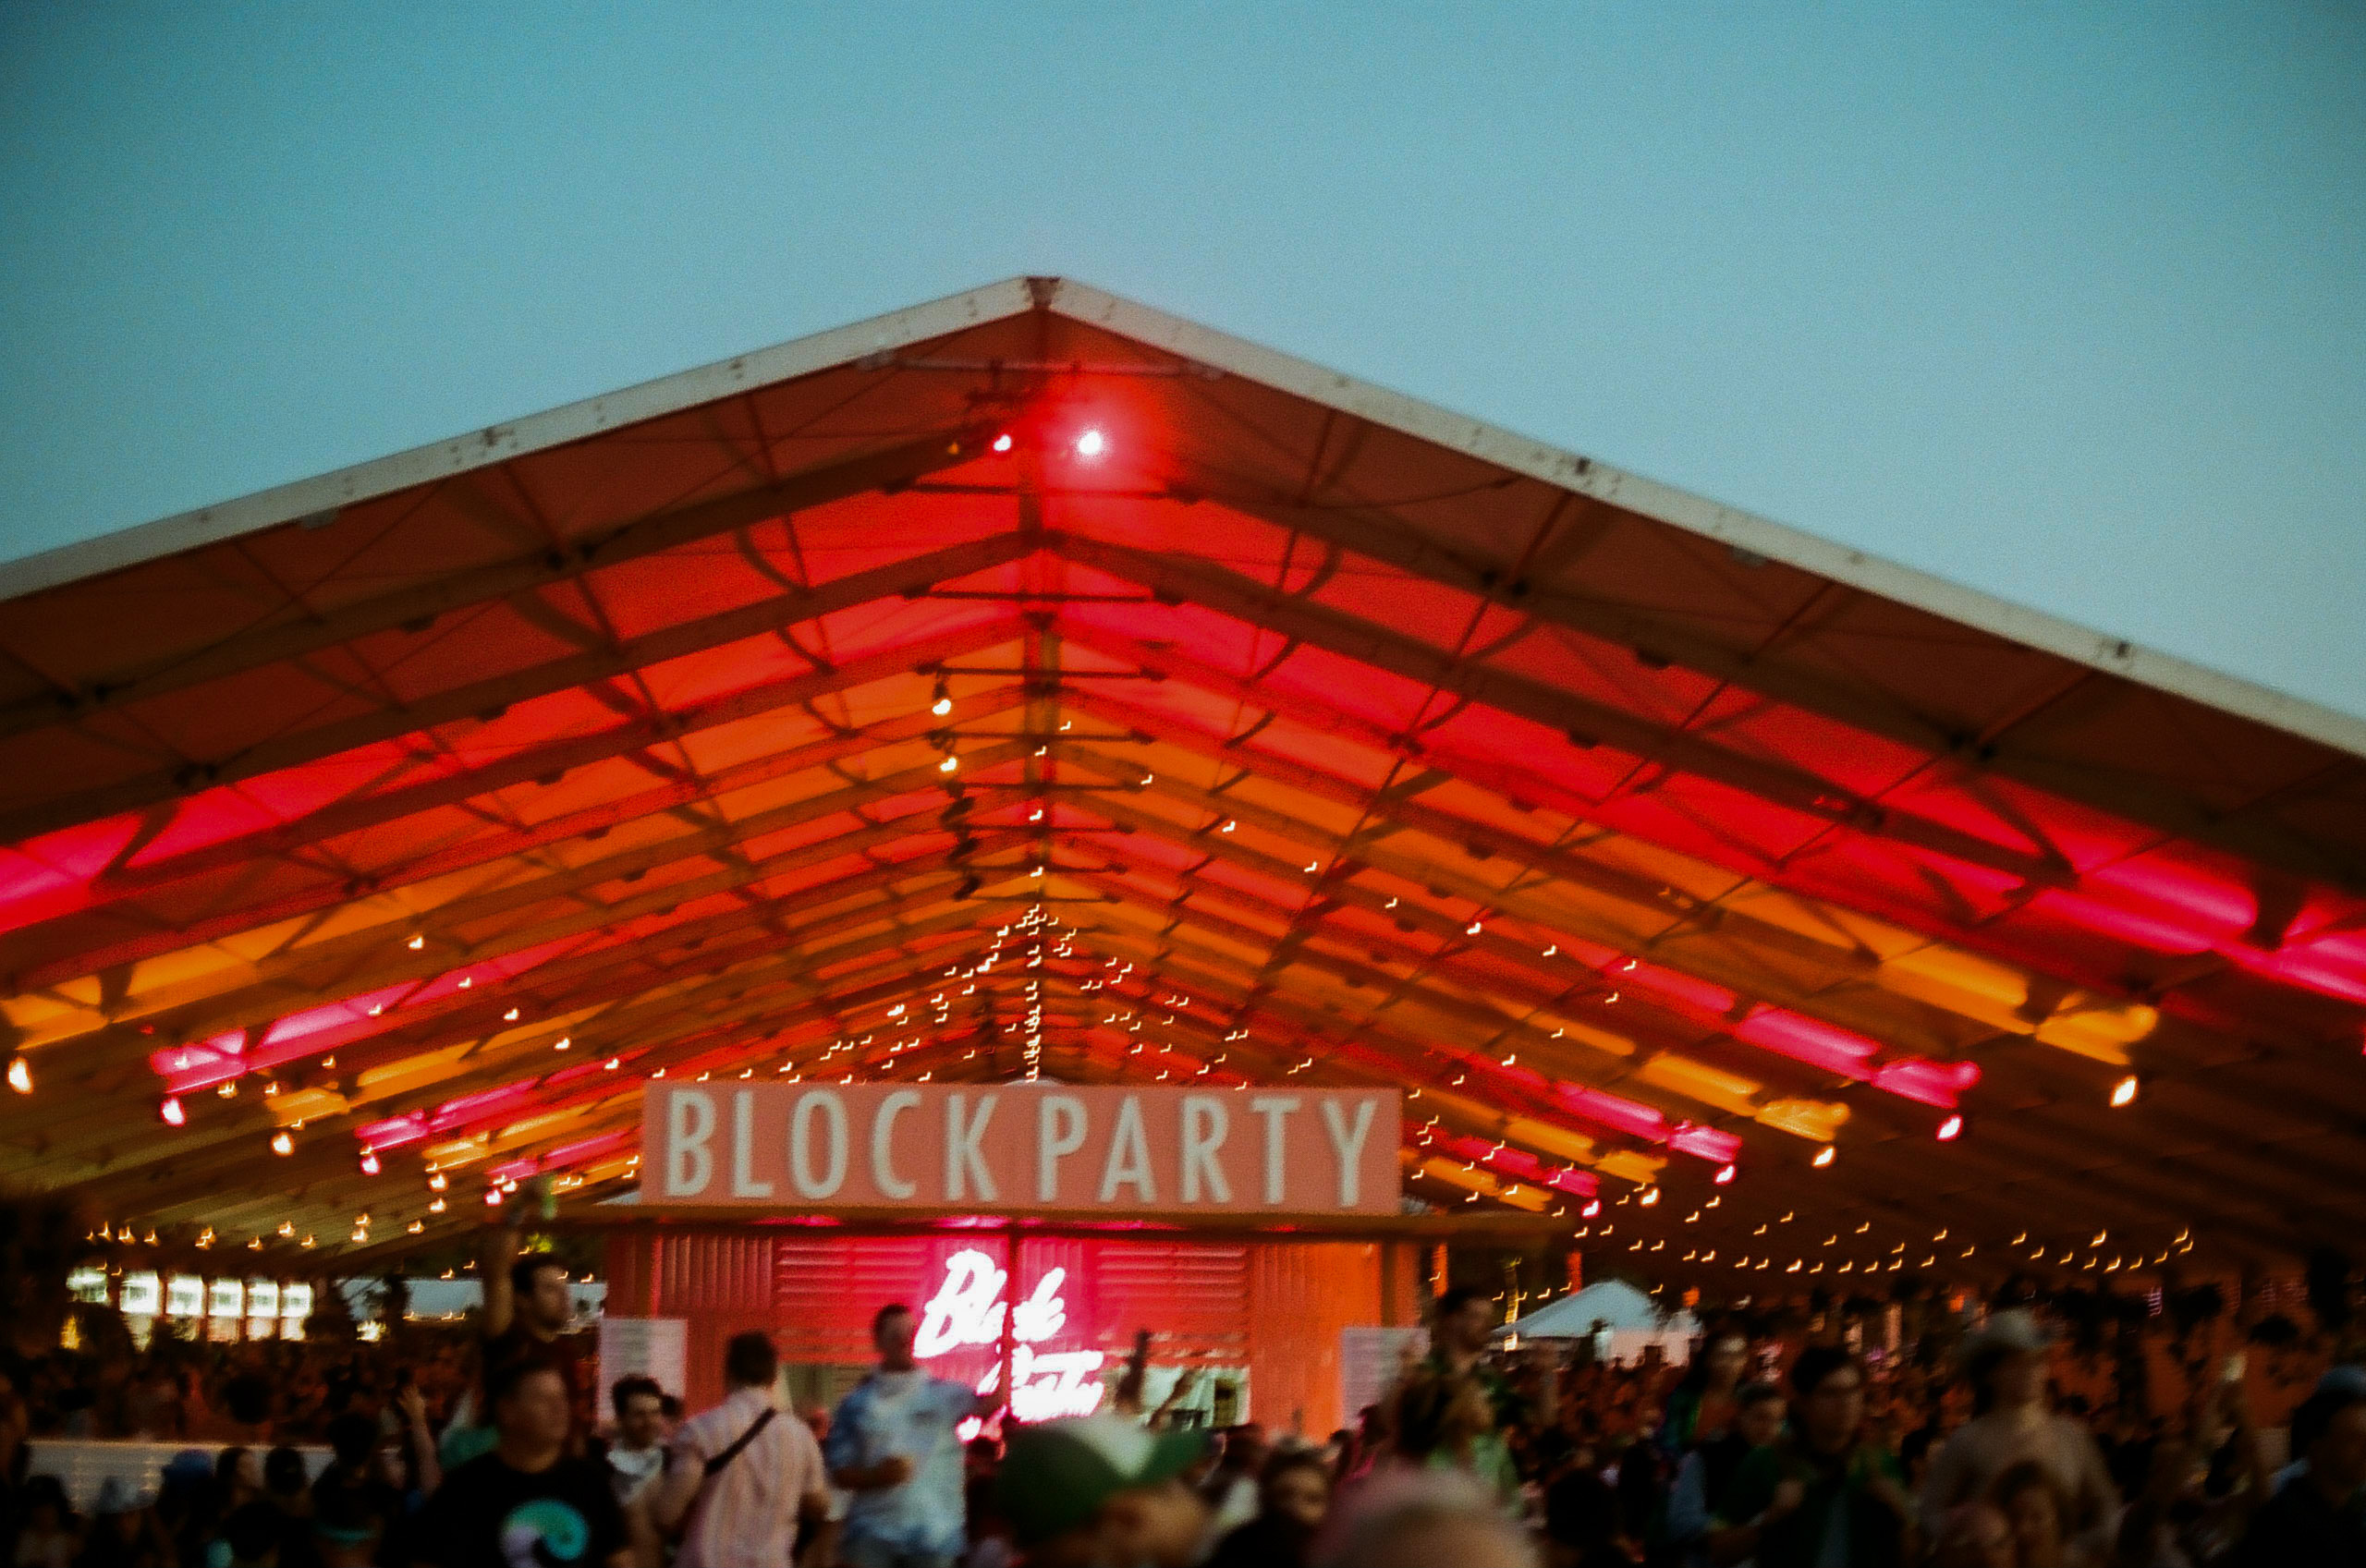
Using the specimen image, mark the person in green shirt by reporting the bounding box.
[1707,1345,1918,1568]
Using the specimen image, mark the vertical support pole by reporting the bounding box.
[999,1230,1019,1422]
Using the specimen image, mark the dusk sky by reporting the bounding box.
[3,4,2360,717]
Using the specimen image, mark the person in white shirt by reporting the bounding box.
[1917,1310,2116,1550]
[651,1331,832,1568]
[604,1376,667,1508]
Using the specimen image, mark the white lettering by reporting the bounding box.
[665,1089,715,1197]
[1250,1095,1300,1205]
[789,1090,848,1197]
[947,1092,999,1201]
[915,1250,1007,1358]
[1320,1097,1378,1208]
[730,1090,773,1197]
[1098,1095,1157,1203]
[1038,1094,1088,1203]
[871,1089,921,1199]
[1180,1095,1231,1203]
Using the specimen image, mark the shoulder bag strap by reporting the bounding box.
[701,1406,779,1478]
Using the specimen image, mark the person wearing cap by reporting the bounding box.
[994,1413,1212,1568]
[1916,1309,2116,1549]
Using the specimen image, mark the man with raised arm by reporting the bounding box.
[826,1302,1004,1568]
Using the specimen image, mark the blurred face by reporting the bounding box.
[1442,1297,1495,1356]
[523,1266,572,1332]
[1101,1478,1210,1568]
[618,1392,664,1449]
[2005,1482,2064,1551]
[1801,1366,1865,1454]
[1738,1395,1787,1448]
[1264,1465,1329,1531]
[2316,1404,2366,1494]
[874,1307,918,1369]
[1936,1503,2016,1568]
[497,1368,572,1450]
[1704,1335,1749,1389]
[1993,1349,2046,1408]
[1361,1513,1537,1568]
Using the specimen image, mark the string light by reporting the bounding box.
[270,1131,294,1156]
[931,675,953,717]
[1812,1145,1836,1168]
[2111,1076,2139,1107]
[158,1096,186,1126]
[1936,1114,1963,1141]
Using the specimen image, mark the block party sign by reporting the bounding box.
[642,1084,1399,1216]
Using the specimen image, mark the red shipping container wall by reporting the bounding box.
[605,1229,1426,1434]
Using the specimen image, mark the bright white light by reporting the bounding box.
[1074,428,1106,458]
[2110,1075,2139,1107]
[992,433,1014,454]
[932,695,953,716]
[6,1057,31,1094]
[940,756,959,772]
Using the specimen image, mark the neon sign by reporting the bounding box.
[915,1247,1105,1425]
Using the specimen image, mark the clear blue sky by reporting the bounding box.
[3,5,2361,719]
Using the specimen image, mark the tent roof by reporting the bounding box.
[1504,1280,1686,1338]
[2,275,2360,1287]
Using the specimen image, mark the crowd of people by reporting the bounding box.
[1,1246,2360,1568]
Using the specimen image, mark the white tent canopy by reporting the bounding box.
[1502,1280,1694,1339]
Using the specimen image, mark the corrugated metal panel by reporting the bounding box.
[1249,1241,1384,1439]
[1085,1241,1250,1361]
[774,1235,975,1363]
[652,1233,774,1315]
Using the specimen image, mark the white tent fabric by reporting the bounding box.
[1501,1280,1694,1338]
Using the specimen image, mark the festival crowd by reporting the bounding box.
[2,1244,2360,1568]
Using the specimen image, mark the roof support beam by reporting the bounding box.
[1049,533,2075,889]
[1190,480,2366,894]
[0,531,1038,845]
[0,425,1000,744]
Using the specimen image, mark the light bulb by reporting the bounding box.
[1813,1145,1836,1168]
[2111,1076,2138,1107]
[991,432,1014,454]
[270,1131,294,1156]
[1936,1114,1963,1141]
[5,1056,29,1094]
[1074,428,1105,458]
[159,1096,186,1126]
[939,756,958,772]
